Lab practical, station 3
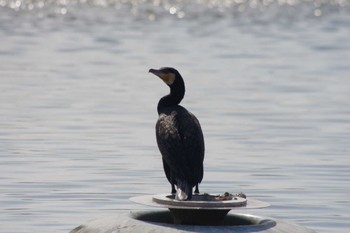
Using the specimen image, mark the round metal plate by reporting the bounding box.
[130,194,270,210]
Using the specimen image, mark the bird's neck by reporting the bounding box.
[157,85,185,114]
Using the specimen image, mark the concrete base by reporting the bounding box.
[70,210,315,233]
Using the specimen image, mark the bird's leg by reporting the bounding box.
[171,184,176,194]
[194,184,199,194]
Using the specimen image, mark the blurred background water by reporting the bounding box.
[1,0,350,232]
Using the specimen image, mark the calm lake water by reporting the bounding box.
[1,0,350,232]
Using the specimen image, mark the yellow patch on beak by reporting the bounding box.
[160,73,175,85]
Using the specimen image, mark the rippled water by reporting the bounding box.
[1,0,350,232]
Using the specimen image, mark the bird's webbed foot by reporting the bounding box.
[194,184,199,194]
[171,184,176,194]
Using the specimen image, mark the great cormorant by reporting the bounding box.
[149,67,205,201]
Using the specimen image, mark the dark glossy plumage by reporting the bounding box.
[149,67,205,200]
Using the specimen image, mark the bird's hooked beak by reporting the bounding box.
[149,68,176,85]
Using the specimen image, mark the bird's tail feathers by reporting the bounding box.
[175,180,192,201]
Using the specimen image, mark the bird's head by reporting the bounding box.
[149,67,181,86]
[149,67,185,110]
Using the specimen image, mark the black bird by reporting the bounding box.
[149,67,205,200]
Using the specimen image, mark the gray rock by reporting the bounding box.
[70,210,315,233]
